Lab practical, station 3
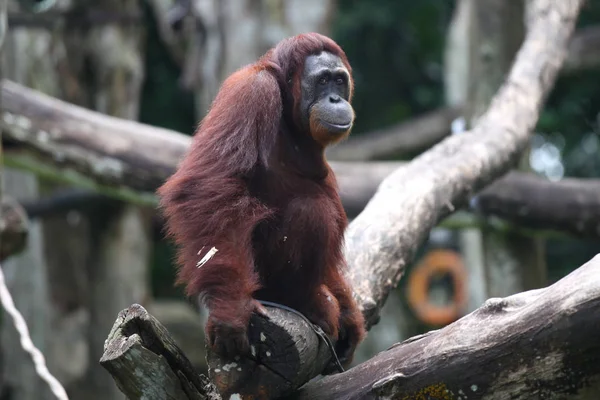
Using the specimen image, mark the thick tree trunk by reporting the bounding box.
[468,0,547,299]
[444,0,489,313]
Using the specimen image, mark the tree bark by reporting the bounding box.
[293,254,600,400]
[101,301,339,400]
[100,303,220,400]
[475,172,600,238]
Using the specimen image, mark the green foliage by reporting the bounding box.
[538,69,600,178]
[138,1,196,136]
[331,0,455,134]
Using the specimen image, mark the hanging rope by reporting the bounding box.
[0,262,69,400]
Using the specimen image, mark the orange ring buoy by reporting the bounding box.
[406,249,468,326]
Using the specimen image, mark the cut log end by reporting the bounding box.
[100,304,220,400]
[206,306,334,400]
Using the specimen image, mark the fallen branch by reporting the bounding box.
[475,172,600,238]
[100,304,220,400]
[294,254,600,399]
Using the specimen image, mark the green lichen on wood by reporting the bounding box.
[400,383,456,400]
[3,151,158,207]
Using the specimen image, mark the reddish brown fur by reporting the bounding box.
[157,32,366,368]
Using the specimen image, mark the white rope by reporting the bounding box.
[0,262,69,400]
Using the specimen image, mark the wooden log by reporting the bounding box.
[101,302,335,400]
[298,253,600,399]
[205,305,334,400]
[1,78,187,196]
[101,254,600,400]
[475,171,600,238]
[0,196,28,261]
[293,254,600,399]
[100,303,220,400]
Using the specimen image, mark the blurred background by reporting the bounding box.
[0,0,599,399]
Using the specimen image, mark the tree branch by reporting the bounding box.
[102,254,600,400]
[475,172,600,238]
[293,254,600,399]
[1,78,188,194]
[100,303,221,400]
[345,0,585,329]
